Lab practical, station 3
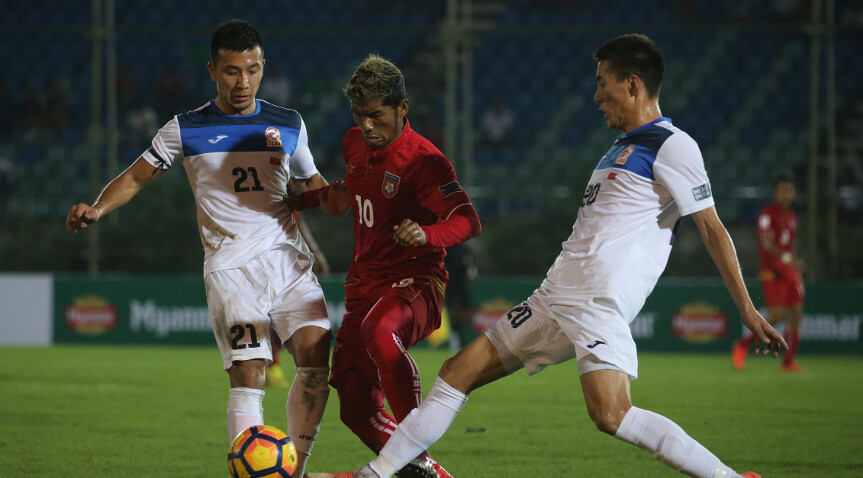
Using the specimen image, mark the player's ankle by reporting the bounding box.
[372,456,398,478]
[362,462,388,478]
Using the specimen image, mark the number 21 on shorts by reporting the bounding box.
[230,324,262,350]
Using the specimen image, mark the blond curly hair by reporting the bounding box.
[343,54,407,106]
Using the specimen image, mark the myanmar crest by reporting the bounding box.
[382,171,401,198]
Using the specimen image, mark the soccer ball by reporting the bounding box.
[228,425,297,478]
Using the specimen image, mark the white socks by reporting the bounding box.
[227,387,265,442]
[358,389,748,478]
[287,367,330,477]
[614,406,744,478]
[227,370,329,476]
[368,377,468,478]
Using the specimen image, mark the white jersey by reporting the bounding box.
[540,118,714,322]
[142,99,318,276]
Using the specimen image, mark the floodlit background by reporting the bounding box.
[1,0,861,279]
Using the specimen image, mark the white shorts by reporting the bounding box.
[205,246,330,370]
[484,287,638,380]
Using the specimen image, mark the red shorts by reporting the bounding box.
[760,272,804,308]
[330,276,445,388]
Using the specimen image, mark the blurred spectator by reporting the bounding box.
[125,95,159,150]
[726,0,753,22]
[0,156,15,220]
[258,65,292,106]
[0,81,12,139]
[153,64,188,121]
[416,113,445,153]
[46,78,71,133]
[116,62,139,110]
[771,0,809,21]
[675,0,699,21]
[842,0,863,28]
[21,85,47,143]
[480,98,514,147]
[295,77,328,113]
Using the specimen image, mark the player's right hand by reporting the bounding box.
[65,203,101,233]
[741,307,788,357]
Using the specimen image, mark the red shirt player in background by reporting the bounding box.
[292,54,480,478]
[733,172,804,372]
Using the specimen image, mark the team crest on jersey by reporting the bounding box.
[265,127,282,148]
[382,171,401,198]
[615,144,635,165]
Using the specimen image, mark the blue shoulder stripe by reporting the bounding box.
[596,119,674,180]
[177,101,302,156]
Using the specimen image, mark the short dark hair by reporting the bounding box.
[593,34,665,98]
[343,54,407,107]
[773,171,795,189]
[210,19,263,64]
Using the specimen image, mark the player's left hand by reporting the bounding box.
[393,218,427,247]
[741,308,788,357]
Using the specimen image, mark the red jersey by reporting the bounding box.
[757,201,797,280]
[341,120,473,299]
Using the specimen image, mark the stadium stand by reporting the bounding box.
[3,0,862,275]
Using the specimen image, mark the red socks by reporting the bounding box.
[783,330,800,365]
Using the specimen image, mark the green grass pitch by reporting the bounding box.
[0,346,860,477]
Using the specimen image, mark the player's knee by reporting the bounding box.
[228,359,266,389]
[362,329,403,368]
[287,327,331,367]
[588,406,627,436]
[359,314,397,346]
[439,355,463,382]
[359,295,412,347]
[437,354,482,394]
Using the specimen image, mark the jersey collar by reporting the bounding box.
[210,98,261,117]
[368,118,412,158]
[620,116,670,139]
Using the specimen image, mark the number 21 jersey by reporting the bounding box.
[142,99,319,275]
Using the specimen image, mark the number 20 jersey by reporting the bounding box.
[141,99,319,276]
[540,118,714,322]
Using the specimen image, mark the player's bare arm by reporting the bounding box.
[65,157,164,233]
[286,173,327,210]
[692,206,787,356]
[292,172,328,193]
[288,178,351,216]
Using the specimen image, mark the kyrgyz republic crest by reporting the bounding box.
[382,171,401,198]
